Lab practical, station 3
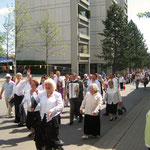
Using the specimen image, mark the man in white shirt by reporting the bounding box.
[87,74,101,94]
[54,71,65,88]
[0,74,14,118]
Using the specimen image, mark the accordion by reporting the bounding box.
[69,83,79,99]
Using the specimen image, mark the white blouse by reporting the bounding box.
[104,88,122,104]
[80,92,102,116]
[119,77,125,83]
[22,90,40,112]
[37,85,44,92]
[35,90,64,122]
[13,79,28,96]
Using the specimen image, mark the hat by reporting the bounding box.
[5,74,11,78]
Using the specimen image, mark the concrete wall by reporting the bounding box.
[16,0,71,65]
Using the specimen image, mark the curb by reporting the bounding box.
[88,93,150,150]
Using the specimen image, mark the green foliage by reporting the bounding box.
[127,20,149,69]
[35,9,66,75]
[100,2,149,72]
[100,2,128,73]
[3,7,15,57]
[0,33,5,56]
[137,12,150,18]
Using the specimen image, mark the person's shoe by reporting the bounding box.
[18,124,25,127]
[103,113,109,116]
[115,116,118,120]
[82,135,89,139]
[14,120,19,123]
[78,119,82,123]
[69,122,73,125]
[109,118,113,121]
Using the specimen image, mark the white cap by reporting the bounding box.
[5,74,11,78]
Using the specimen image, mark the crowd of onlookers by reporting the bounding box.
[0,69,150,150]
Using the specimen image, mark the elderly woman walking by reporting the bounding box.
[80,83,102,139]
[104,81,122,121]
[21,79,40,137]
[11,70,30,126]
[32,79,64,150]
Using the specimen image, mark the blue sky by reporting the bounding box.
[0,0,150,51]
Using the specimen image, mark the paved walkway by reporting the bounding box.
[0,75,149,150]
[89,87,150,150]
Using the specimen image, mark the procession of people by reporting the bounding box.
[0,69,150,150]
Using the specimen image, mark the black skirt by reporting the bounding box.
[84,114,101,136]
[26,111,40,130]
[34,114,61,149]
[107,103,118,115]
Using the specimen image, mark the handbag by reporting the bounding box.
[118,102,127,115]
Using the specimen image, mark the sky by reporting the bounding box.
[0,0,150,51]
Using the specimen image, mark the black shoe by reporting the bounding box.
[78,119,82,123]
[18,124,25,127]
[14,120,19,123]
[109,118,113,121]
[115,116,118,120]
[103,113,109,116]
[69,122,73,125]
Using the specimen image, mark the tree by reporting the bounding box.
[3,7,14,72]
[127,20,149,69]
[14,0,33,75]
[35,10,65,75]
[137,12,150,18]
[100,2,128,73]
[0,33,5,56]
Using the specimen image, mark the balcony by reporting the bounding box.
[79,14,89,23]
[80,0,90,7]
[79,53,90,58]
[79,21,89,28]
[78,1,89,10]
[79,33,90,40]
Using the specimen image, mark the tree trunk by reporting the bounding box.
[46,46,49,76]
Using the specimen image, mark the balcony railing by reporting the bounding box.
[80,0,90,7]
[79,33,90,40]
[79,14,89,22]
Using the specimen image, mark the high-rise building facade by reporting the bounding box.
[90,0,128,73]
[16,0,127,75]
[17,0,90,75]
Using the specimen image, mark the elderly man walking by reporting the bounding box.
[0,74,15,118]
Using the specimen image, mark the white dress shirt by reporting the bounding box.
[35,90,64,122]
[54,76,65,88]
[2,80,14,98]
[119,77,125,83]
[13,79,28,96]
[87,80,101,94]
[22,90,40,112]
[80,92,102,116]
[108,78,119,89]
[37,85,44,92]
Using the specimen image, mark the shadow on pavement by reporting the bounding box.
[60,86,150,149]
[0,136,32,148]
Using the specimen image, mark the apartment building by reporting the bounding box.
[16,0,127,75]
[16,0,90,75]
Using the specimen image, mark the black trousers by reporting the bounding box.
[120,82,123,90]
[26,111,40,130]
[14,94,26,124]
[69,98,82,123]
[35,115,61,150]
